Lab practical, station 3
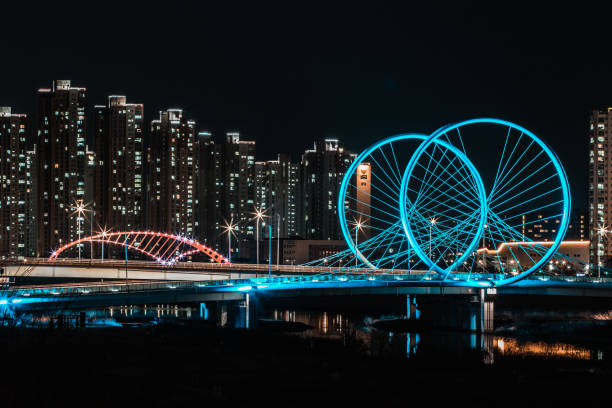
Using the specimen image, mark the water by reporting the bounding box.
[5,300,611,365]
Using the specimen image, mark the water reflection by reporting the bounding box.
[265,308,607,363]
[4,303,609,365]
[494,337,594,360]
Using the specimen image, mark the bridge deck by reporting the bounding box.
[3,274,612,311]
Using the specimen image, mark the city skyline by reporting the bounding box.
[0,80,368,261]
[7,3,612,213]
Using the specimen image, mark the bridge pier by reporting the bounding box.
[412,289,494,333]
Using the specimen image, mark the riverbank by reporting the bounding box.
[0,324,610,406]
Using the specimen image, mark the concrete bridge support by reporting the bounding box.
[411,288,495,333]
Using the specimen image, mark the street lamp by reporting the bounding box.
[353,218,364,267]
[99,226,111,261]
[277,213,281,270]
[251,207,268,265]
[223,218,237,263]
[482,224,488,272]
[597,225,608,278]
[71,199,90,261]
[429,217,437,259]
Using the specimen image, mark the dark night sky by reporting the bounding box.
[1,1,611,210]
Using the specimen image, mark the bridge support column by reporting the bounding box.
[415,289,495,333]
[199,302,209,320]
[406,295,420,319]
[216,302,228,327]
[235,292,260,329]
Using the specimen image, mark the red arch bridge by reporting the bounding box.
[49,231,230,265]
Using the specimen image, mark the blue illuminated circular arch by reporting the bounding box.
[396,135,487,278]
[338,133,487,270]
[400,118,571,286]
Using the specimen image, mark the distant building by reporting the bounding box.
[93,96,145,235]
[0,107,36,258]
[255,153,300,239]
[299,139,356,240]
[588,108,612,268]
[148,109,196,236]
[520,212,586,242]
[197,132,256,259]
[36,80,87,257]
[195,131,217,246]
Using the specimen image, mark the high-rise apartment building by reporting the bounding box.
[0,108,37,258]
[255,153,300,239]
[221,133,256,244]
[299,139,356,240]
[93,96,144,234]
[196,132,256,258]
[195,131,218,246]
[589,108,612,267]
[36,80,87,257]
[148,109,196,236]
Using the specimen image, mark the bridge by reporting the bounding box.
[3,271,612,310]
[1,258,422,281]
[3,272,611,333]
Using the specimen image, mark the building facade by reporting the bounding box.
[255,153,300,239]
[195,132,256,259]
[589,109,612,268]
[299,139,355,240]
[36,80,87,257]
[195,131,217,246]
[0,108,36,258]
[148,109,196,236]
[93,96,145,234]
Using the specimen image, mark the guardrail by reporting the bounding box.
[6,273,612,302]
[0,257,422,276]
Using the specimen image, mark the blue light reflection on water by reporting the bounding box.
[2,302,609,364]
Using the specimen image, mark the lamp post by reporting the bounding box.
[252,207,267,265]
[354,218,363,267]
[597,225,608,278]
[429,217,437,259]
[223,218,237,263]
[482,224,488,272]
[100,226,110,261]
[277,213,280,270]
[90,211,94,261]
[71,200,90,261]
[268,225,272,278]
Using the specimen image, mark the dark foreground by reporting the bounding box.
[0,323,610,407]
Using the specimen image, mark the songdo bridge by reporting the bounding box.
[49,231,229,265]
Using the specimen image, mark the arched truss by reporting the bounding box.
[48,231,230,264]
[337,133,486,273]
[400,118,570,286]
[329,118,570,287]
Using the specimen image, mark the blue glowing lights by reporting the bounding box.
[338,118,571,286]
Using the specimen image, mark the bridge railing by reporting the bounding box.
[5,272,612,303]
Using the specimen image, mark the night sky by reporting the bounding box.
[1,2,611,210]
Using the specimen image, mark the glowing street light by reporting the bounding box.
[99,226,111,261]
[482,223,488,272]
[276,213,281,270]
[429,217,437,259]
[251,207,268,265]
[353,218,364,267]
[223,218,238,263]
[597,225,609,278]
[71,199,91,261]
